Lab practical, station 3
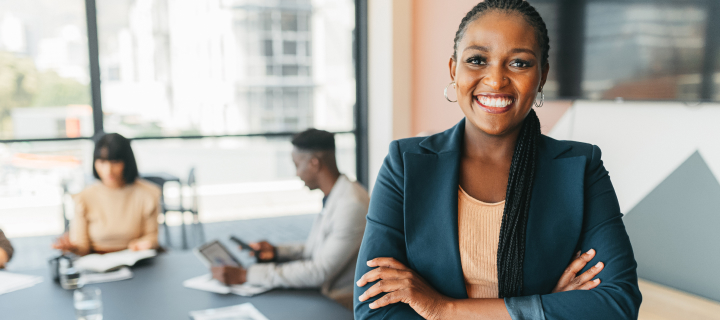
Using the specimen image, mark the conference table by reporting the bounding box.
[0,252,353,320]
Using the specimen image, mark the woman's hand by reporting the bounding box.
[128,239,153,251]
[52,233,77,253]
[357,257,452,320]
[552,249,604,293]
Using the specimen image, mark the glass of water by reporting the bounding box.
[74,287,103,320]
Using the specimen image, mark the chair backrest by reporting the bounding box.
[61,182,72,232]
[142,175,167,209]
[187,167,196,187]
[187,167,198,213]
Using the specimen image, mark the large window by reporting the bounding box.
[0,0,93,140]
[0,0,362,239]
[531,0,719,102]
[95,0,356,138]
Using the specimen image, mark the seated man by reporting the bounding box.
[0,228,14,268]
[212,129,370,309]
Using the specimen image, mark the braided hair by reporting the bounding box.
[452,0,548,298]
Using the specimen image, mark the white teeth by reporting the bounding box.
[478,97,512,107]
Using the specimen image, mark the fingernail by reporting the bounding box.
[595,262,603,268]
[586,249,595,255]
[369,302,376,308]
[356,280,363,286]
[358,295,365,301]
[594,279,600,283]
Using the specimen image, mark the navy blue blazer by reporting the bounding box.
[354,119,642,320]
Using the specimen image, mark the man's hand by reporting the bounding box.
[211,265,247,285]
[248,241,275,262]
[0,248,8,268]
[552,249,604,293]
[52,233,77,253]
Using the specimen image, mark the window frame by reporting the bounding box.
[0,0,370,187]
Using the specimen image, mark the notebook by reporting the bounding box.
[0,271,43,295]
[183,274,271,297]
[80,267,133,284]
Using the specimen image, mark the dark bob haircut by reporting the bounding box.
[92,133,139,184]
[291,129,335,152]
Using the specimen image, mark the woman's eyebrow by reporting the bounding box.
[511,48,536,57]
[463,45,536,57]
[463,45,489,53]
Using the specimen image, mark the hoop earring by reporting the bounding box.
[445,82,457,103]
[534,90,544,108]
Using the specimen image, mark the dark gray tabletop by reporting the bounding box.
[0,252,353,320]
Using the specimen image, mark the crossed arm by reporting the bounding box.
[356,250,604,319]
[353,142,641,320]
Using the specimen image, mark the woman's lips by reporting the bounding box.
[474,95,515,114]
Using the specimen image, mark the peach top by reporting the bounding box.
[458,186,505,299]
[69,179,160,255]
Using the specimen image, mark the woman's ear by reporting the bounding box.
[540,62,550,91]
[449,56,457,82]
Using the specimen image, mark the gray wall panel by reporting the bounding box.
[624,151,720,302]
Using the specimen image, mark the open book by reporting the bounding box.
[74,249,157,273]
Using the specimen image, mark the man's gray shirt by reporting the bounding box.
[246,175,370,308]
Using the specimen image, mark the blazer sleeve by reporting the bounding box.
[507,145,642,320]
[354,141,424,319]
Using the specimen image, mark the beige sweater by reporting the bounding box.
[69,179,161,255]
[458,186,505,299]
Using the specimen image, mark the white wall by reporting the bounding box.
[367,0,412,192]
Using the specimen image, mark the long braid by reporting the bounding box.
[452,0,549,298]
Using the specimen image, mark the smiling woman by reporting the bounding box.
[354,1,642,320]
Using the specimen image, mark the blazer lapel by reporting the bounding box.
[402,121,588,298]
[522,136,586,295]
[404,120,469,299]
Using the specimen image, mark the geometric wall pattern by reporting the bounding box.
[543,101,720,302]
[623,151,720,302]
[548,101,720,214]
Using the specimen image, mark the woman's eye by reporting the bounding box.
[467,57,486,65]
[510,60,530,68]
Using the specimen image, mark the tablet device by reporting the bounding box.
[193,240,242,268]
[229,236,259,256]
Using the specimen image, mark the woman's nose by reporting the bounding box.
[481,66,509,90]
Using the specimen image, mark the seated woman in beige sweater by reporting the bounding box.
[53,133,161,256]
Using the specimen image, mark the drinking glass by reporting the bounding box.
[74,287,103,320]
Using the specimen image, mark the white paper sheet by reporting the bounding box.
[0,271,43,295]
[183,274,271,297]
[189,302,269,320]
[74,249,156,273]
[80,267,133,285]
